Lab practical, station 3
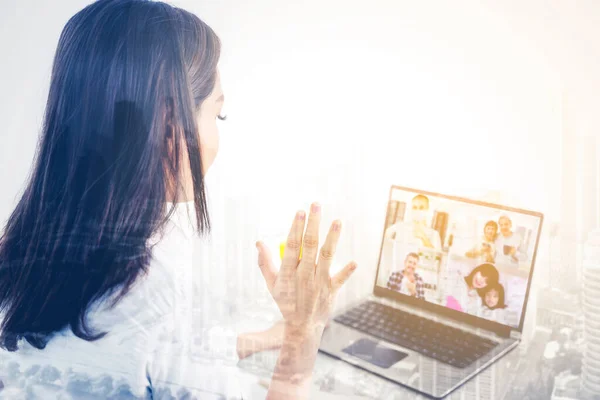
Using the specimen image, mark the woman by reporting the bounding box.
[478,282,508,324]
[465,220,498,263]
[444,263,500,315]
[0,1,356,398]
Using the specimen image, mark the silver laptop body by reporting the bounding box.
[319,185,544,399]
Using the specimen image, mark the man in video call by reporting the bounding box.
[384,194,442,250]
[494,215,526,266]
[387,252,425,299]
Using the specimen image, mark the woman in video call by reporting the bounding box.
[465,220,498,263]
[478,282,508,324]
[0,1,357,398]
[444,263,500,315]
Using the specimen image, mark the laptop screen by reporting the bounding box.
[374,186,543,331]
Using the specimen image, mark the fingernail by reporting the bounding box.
[332,220,341,232]
[297,211,305,220]
[350,263,357,270]
[311,203,320,213]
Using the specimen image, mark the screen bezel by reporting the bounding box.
[372,185,544,337]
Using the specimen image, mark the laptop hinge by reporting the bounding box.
[509,331,521,340]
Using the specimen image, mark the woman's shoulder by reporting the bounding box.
[91,243,191,332]
[0,340,151,399]
[0,203,198,398]
[0,288,163,398]
[0,263,188,397]
[101,205,196,314]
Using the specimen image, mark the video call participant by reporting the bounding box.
[479,282,508,324]
[494,215,526,266]
[444,263,500,315]
[384,194,442,250]
[465,220,498,263]
[387,252,425,299]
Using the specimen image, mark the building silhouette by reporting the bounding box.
[581,229,600,398]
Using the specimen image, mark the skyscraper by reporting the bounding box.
[560,94,579,290]
[581,135,599,240]
[520,287,538,355]
[536,287,580,332]
[581,229,600,398]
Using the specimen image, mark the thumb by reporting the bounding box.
[256,241,277,292]
[331,261,358,292]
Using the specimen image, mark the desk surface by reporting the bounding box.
[219,268,551,400]
[237,342,523,400]
[187,257,567,400]
[233,298,530,400]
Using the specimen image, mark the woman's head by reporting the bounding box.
[0,0,221,351]
[483,220,498,242]
[481,283,507,310]
[464,263,500,290]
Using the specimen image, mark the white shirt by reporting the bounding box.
[480,307,507,325]
[494,232,526,266]
[399,275,413,296]
[0,201,242,399]
[385,221,442,251]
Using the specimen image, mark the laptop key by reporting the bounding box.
[334,301,499,368]
[480,341,497,350]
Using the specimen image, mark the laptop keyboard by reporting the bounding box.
[334,301,499,368]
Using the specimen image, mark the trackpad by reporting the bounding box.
[342,338,408,369]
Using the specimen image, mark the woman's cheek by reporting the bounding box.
[198,121,220,172]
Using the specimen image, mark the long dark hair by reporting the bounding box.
[464,263,500,294]
[0,0,220,351]
[480,282,507,310]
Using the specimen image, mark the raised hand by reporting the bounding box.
[413,224,434,248]
[257,203,357,335]
[258,203,357,399]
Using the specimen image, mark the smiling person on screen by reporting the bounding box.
[494,215,526,266]
[387,252,425,299]
[444,263,500,315]
[385,194,442,250]
[465,220,498,263]
[478,282,508,324]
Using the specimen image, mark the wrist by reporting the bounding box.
[283,321,325,343]
[270,324,323,398]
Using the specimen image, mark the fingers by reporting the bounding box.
[316,220,342,283]
[256,241,277,292]
[331,261,358,292]
[281,210,306,274]
[299,203,321,272]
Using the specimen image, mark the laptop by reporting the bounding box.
[319,185,544,399]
